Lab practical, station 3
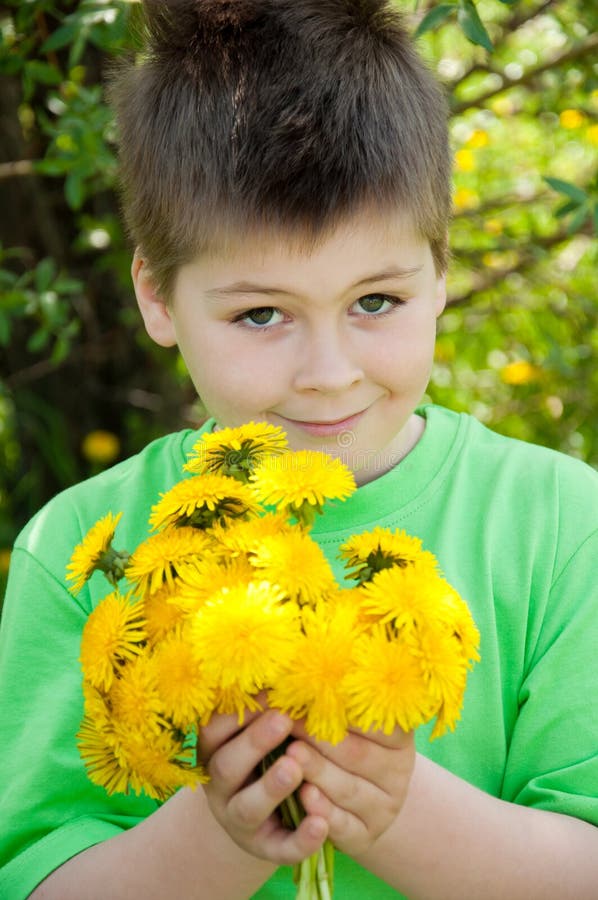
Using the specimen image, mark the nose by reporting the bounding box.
[292,328,364,394]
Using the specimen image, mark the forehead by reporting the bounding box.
[176,207,431,291]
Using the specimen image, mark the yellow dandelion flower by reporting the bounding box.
[454,148,475,172]
[500,360,540,386]
[108,654,166,737]
[340,527,439,584]
[79,592,146,692]
[441,585,481,666]
[587,124,598,146]
[453,187,478,211]
[149,474,260,531]
[208,686,266,720]
[358,566,455,633]
[409,622,469,738]
[268,605,359,744]
[251,450,356,527]
[143,582,192,645]
[82,680,113,732]
[191,581,301,719]
[249,531,337,605]
[115,729,205,801]
[66,512,125,593]
[81,430,120,466]
[185,422,288,481]
[77,715,129,796]
[208,512,293,557]
[346,625,436,734]
[323,587,375,631]
[467,129,489,149]
[126,526,214,595]
[559,109,586,130]
[175,556,255,611]
[150,631,215,729]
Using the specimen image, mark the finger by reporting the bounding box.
[287,739,382,822]
[205,710,294,795]
[198,704,267,762]
[228,752,305,834]
[262,813,330,866]
[288,725,414,794]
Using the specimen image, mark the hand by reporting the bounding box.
[285,722,415,857]
[197,707,329,865]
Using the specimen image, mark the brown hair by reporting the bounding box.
[110,0,452,297]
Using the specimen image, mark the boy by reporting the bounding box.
[1,1,597,897]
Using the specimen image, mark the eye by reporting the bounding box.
[353,294,403,315]
[234,306,284,328]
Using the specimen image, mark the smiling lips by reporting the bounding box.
[280,411,366,438]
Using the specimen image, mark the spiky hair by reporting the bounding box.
[110,0,452,296]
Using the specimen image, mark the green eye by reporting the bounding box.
[246,307,275,325]
[358,294,388,313]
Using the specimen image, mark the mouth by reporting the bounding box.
[276,410,366,438]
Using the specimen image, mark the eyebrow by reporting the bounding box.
[204,265,424,300]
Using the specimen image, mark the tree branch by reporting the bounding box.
[0,159,36,179]
[450,31,598,115]
[447,224,588,307]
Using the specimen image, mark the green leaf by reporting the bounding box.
[457,0,493,52]
[593,202,598,235]
[25,60,63,86]
[566,204,589,234]
[40,23,78,53]
[34,258,56,293]
[555,200,580,218]
[65,172,84,210]
[544,177,587,204]
[414,4,456,39]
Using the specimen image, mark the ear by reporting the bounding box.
[131,251,177,347]
[435,272,447,317]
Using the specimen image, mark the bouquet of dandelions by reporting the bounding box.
[67,422,480,900]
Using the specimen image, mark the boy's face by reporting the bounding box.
[134,210,446,484]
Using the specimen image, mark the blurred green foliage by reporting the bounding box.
[0,0,597,600]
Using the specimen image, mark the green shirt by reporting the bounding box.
[1,405,597,899]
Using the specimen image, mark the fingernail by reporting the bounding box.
[270,713,291,738]
[275,762,294,787]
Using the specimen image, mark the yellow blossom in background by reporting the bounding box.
[586,124,598,146]
[483,218,503,236]
[269,605,360,744]
[0,548,11,574]
[467,129,489,148]
[66,512,123,593]
[454,148,475,172]
[185,421,288,480]
[249,531,337,605]
[251,450,356,525]
[149,473,260,531]
[126,526,214,595]
[559,109,586,129]
[500,360,541,385]
[81,430,121,466]
[453,187,478,211]
[191,581,301,719]
[346,625,437,734]
[79,592,145,691]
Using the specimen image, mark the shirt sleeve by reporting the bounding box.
[0,547,157,900]
[500,526,598,824]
